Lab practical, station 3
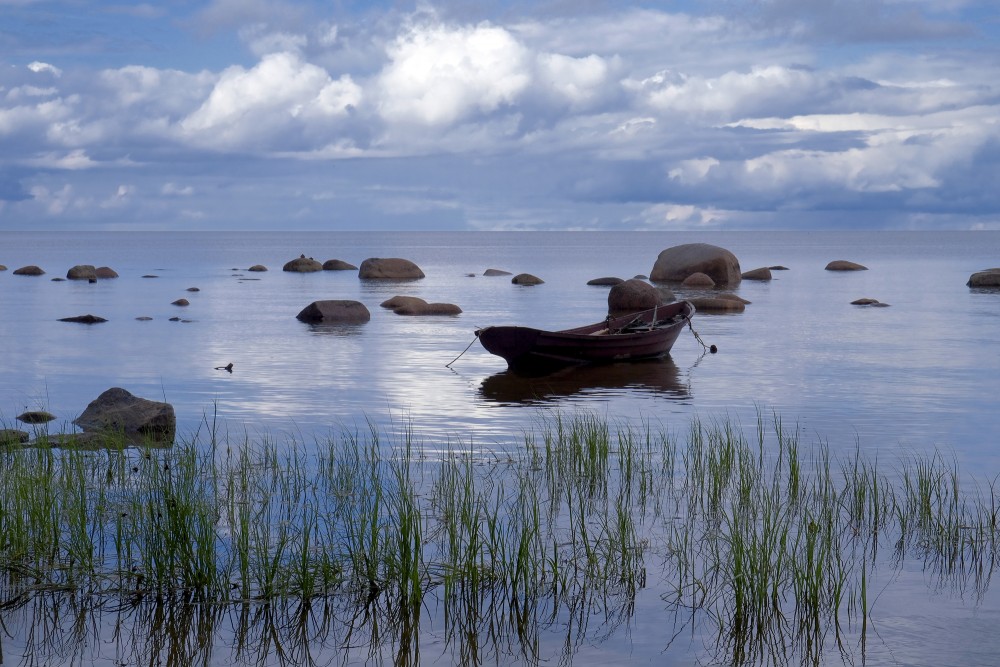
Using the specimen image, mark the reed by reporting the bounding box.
[2,411,999,666]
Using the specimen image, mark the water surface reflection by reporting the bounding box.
[479,358,690,405]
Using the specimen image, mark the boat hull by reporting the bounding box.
[476,301,695,372]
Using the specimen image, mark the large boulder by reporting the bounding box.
[73,387,176,443]
[825,260,867,271]
[967,268,1000,287]
[359,258,424,280]
[650,243,741,287]
[67,265,98,280]
[296,300,371,323]
[96,266,119,279]
[283,256,323,272]
[608,279,666,314]
[13,265,44,276]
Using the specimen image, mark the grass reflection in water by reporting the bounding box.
[0,413,997,666]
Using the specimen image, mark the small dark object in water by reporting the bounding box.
[59,314,107,324]
[710,344,718,354]
[215,363,234,373]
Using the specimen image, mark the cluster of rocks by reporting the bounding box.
[3,388,175,449]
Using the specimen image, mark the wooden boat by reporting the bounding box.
[475,301,695,371]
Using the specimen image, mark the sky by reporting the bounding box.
[1,0,999,232]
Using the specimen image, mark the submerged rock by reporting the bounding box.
[323,259,358,271]
[0,429,29,445]
[825,260,868,271]
[688,297,746,313]
[741,267,773,281]
[59,314,107,324]
[296,300,371,323]
[682,272,715,288]
[587,277,624,286]
[381,296,461,315]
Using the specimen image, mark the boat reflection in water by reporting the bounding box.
[478,357,689,406]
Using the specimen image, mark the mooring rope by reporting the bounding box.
[688,319,718,354]
[446,331,482,368]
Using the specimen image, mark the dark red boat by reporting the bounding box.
[475,301,695,371]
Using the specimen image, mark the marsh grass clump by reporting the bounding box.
[1,413,999,665]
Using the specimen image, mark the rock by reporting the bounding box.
[17,410,57,424]
[0,429,29,445]
[283,256,323,272]
[248,265,268,272]
[851,298,881,305]
[296,300,371,323]
[688,297,746,313]
[142,274,158,278]
[73,387,176,443]
[186,287,200,292]
[59,314,108,324]
[650,243,742,287]
[633,274,649,280]
[608,278,666,314]
[742,267,772,281]
[825,260,868,271]
[13,265,45,276]
[172,298,190,306]
[380,296,427,310]
[381,295,462,315]
[358,258,425,280]
[32,432,108,449]
[323,259,358,271]
[0,265,6,271]
[136,316,153,321]
[51,277,65,282]
[967,268,1000,287]
[96,266,119,279]
[587,277,624,286]
[682,272,715,288]
[67,265,98,280]
[512,273,544,285]
[484,268,512,276]
[717,293,751,304]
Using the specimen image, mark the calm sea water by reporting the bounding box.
[2,230,1000,665]
[2,230,998,465]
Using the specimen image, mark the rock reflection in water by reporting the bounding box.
[479,358,690,405]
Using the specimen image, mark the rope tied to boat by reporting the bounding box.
[446,329,483,368]
[688,319,718,354]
